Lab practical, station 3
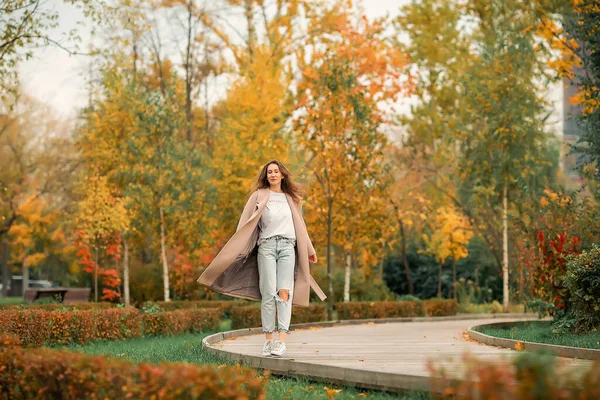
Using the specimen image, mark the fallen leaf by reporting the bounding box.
[515,341,524,351]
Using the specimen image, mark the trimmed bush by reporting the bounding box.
[0,335,266,399]
[0,308,143,347]
[142,308,221,336]
[334,301,424,320]
[0,302,116,311]
[292,304,327,323]
[230,305,327,329]
[230,306,262,330]
[422,299,459,316]
[0,307,222,347]
[563,243,600,332]
[150,300,252,318]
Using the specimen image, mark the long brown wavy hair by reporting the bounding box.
[250,159,305,205]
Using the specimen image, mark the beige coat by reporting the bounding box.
[197,188,327,307]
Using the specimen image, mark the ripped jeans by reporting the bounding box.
[257,235,296,333]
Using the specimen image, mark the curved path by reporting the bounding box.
[203,315,592,393]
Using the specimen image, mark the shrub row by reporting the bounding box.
[143,308,221,337]
[229,300,459,329]
[422,299,459,317]
[0,334,266,400]
[0,302,116,311]
[0,299,460,343]
[230,305,327,330]
[0,308,221,347]
[148,300,253,318]
[335,299,459,320]
[334,301,423,320]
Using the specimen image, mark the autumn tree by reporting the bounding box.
[422,206,473,299]
[453,0,558,311]
[390,0,476,296]
[7,196,62,294]
[294,7,410,318]
[0,94,79,296]
[385,144,436,295]
[209,47,293,240]
[392,0,471,175]
[74,175,129,302]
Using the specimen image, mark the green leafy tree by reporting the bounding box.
[455,0,557,311]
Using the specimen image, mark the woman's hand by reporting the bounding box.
[309,254,317,263]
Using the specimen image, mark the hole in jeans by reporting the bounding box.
[276,289,291,304]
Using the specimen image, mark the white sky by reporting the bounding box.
[19,0,563,136]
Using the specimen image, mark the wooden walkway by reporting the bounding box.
[205,317,592,393]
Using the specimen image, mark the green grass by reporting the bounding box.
[477,320,600,349]
[0,297,25,305]
[67,333,430,400]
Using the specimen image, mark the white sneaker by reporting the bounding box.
[270,340,287,356]
[261,340,274,356]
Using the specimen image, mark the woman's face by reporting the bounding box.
[266,163,283,186]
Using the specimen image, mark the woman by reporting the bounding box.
[197,159,327,357]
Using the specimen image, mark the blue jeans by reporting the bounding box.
[257,235,296,333]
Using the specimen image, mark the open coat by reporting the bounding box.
[197,188,327,307]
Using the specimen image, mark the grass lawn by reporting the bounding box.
[477,320,600,349]
[67,333,431,400]
[0,297,25,305]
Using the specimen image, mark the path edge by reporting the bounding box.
[467,320,600,360]
[203,313,537,394]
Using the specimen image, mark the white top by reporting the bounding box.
[258,190,296,241]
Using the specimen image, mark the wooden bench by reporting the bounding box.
[24,288,91,304]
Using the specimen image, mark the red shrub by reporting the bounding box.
[0,345,266,399]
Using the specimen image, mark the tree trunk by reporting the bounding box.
[22,258,29,297]
[343,250,351,302]
[244,0,255,61]
[326,197,334,320]
[94,247,99,302]
[204,46,212,157]
[399,219,414,295]
[184,0,193,142]
[1,238,8,297]
[160,206,170,302]
[519,263,524,303]
[379,240,385,280]
[452,257,457,300]
[437,264,443,298]
[123,235,130,307]
[502,180,509,312]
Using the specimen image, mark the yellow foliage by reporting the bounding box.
[422,206,473,264]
